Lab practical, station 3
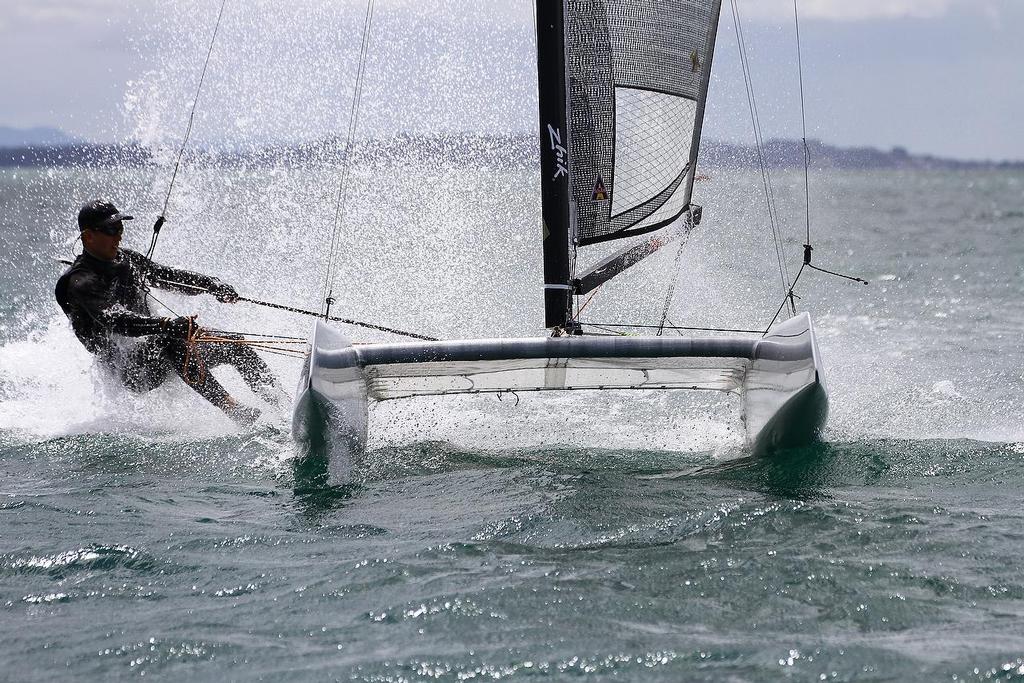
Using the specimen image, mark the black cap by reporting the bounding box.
[78,199,134,233]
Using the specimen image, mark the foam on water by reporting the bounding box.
[0,317,290,442]
[1,2,1022,458]
[0,316,743,460]
[2,165,1022,451]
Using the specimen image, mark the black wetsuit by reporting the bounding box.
[55,248,273,410]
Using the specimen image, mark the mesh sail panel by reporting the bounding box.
[566,0,721,246]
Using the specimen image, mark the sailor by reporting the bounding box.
[55,199,280,425]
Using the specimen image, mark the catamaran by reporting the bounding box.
[292,0,829,482]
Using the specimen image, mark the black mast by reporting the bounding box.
[535,0,573,330]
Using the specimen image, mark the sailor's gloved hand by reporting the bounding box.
[209,280,239,304]
[164,315,198,339]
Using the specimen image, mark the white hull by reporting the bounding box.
[291,313,828,483]
[291,322,368,483]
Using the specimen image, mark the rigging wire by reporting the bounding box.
[663,317,691,337]
[731,0,790,292]
[793,0,811,249]
[320,0,376,318]
[146,0,229,263]
[582,322,766,335]
[729,0,793,314]
[143,273,438,341]
[656,237,687,336]
[758,0,868,333]
[584,324,630,337]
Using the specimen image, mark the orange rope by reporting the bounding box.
[576,283,604,318]
[180,320,209,385]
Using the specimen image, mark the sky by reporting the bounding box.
[0,0,1021,160]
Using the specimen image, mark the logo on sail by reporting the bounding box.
[592,175,609,201]
[546,124,568,180]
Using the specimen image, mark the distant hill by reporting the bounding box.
[1,133,1022,170]
[0,126,80,148]
[699,138,1024,171]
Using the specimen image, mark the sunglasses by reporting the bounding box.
[88,222,125,237]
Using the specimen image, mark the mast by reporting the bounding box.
[535,0,573,330]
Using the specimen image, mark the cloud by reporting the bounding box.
[7,0,97,22]
[741,0,998,21]
[800,0,956,20]
[0,0,149,29]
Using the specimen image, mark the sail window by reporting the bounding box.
[611,87,697,218]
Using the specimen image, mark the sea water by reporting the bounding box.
[1,2,1023,677]
[2,154,1023,681]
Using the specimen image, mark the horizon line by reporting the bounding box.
[1,127,1023,166]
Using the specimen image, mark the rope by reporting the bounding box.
[146,0,229,263]
[157,325,310,363]
[196,336,306,346]
[145,289,179,318]
[137,275,330,353]
[663,317,683,337]
[765,262,868,335]
[180,319,208,385]
[149,298,313,357]
[576,283,604,318]
[191,332,307,360]
[320,0,376,317]
[202,328,307,341]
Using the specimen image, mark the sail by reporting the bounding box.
[536,0,722,328]
[567,0,722,246]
